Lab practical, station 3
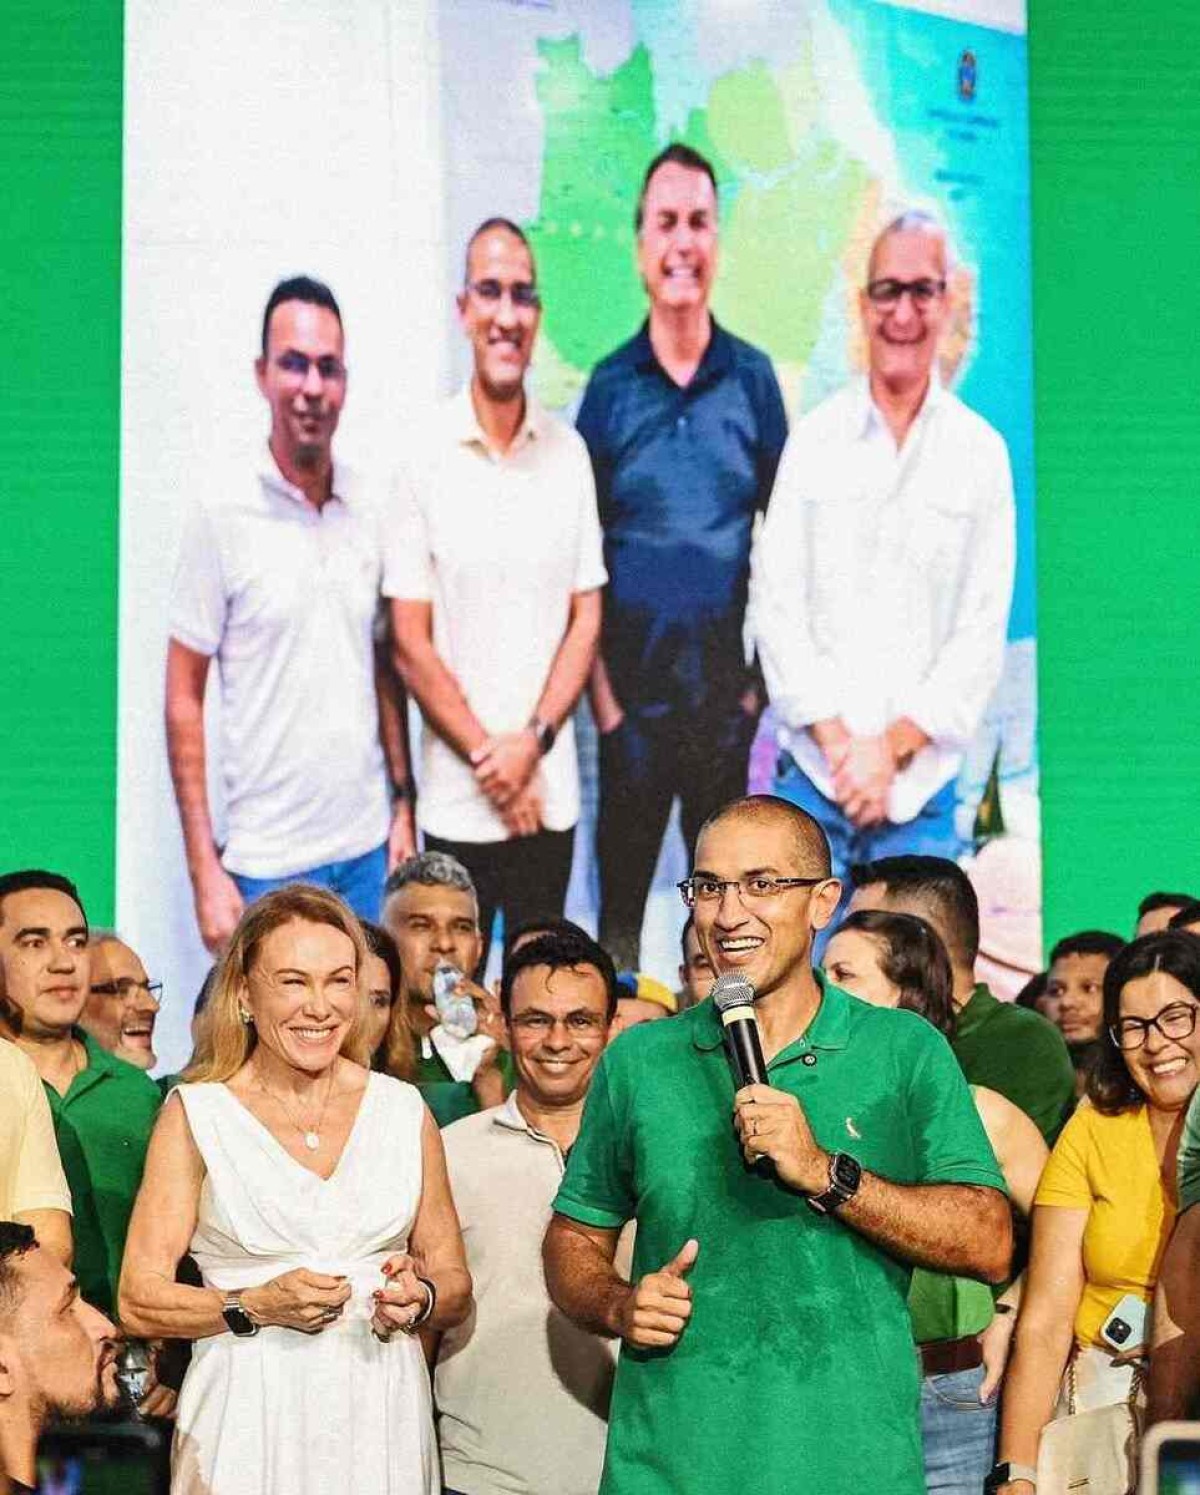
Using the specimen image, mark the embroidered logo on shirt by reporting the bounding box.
[845,1117,862,1140]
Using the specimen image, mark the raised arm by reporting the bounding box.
[165,638,243,954]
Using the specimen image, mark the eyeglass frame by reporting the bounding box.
[677,874,829,910]
[508,1010,608,1035]
[88,978,164,1002]
[465,278,541,310]
[272,351,347,384]
[1108,1000,1199,1051]
[864,277,946,309]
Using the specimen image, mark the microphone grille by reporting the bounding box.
[711,972,757,1014]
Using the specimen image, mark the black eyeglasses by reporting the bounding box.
[1109,1002,1199,1051]
[677,875,827,909]
[274,352,347,383]
[865,277,946,309]
[89,979,164,1002]
[466,279,541,309]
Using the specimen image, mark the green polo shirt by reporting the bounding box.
[1178,1086,1200,1213]
[415,1043,514,1129]
[43,1032,162,1313]
[951,983,1074,1145]
[553,975,1005,1495]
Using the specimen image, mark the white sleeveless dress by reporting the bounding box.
[171,1073,437,1495]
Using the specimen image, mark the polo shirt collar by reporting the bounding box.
[856,368,945,441]
[492,1090,567,1154]
[451,383,543,455]
[631,316,734,388]
[258,445,349,507]
[58,1029,123,1104]
[691,970,852,1057]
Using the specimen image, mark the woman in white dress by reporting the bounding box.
[119,885,471,1494]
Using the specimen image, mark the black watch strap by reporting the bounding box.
[807,1152,862,1215]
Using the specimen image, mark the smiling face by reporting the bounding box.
[508,962,610,1110]
[255,298,347,472]
[637,160,719,315]
[822,927,899,1009]
[0,1245,121,1423]
[242,918,360,1076]
[860,227,948,398]
[1118,970,1200,1112]
[0,888,90,1040]
[361,952,395,1059]
[82,938,159,1069]
[691,813,840,1000]
[1044,951,1110,1045]
[458,226,540,405]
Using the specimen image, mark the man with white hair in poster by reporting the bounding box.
[755,209,1016,888]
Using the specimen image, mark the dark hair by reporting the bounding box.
[834,909,956,1038]
[1088,931,1200,1114]
[635,143,719,231]
[1049,930,1126,965]
[361,920,403,1005]
[1168,902,1200,933]
[502,916,590,969]
[260,275,342,358]
[0,1221,36,1315]
[194,965,218,1018]
[463,217,533,283]
[501,930,618,1021]
[1015,970,1048,1010]
[1138,891,1196,920]
[850,856,979,967]
[0,869,87,929]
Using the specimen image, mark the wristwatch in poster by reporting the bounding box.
[529,716,556,756]
[806,1151,862,1215]
[222,1292,260,1337]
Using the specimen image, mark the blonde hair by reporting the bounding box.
[184,885,371,1083]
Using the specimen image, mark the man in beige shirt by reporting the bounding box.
[434,928,623,1495]
[0,1038,71,1265]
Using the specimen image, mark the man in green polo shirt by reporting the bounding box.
[1148,1076,1200,1424]
[544,797,1010,1495]
[0,870,161,1315]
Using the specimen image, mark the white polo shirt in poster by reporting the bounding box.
[168,451,391,877]
[753,376,1015,824]
[383,390,606,844]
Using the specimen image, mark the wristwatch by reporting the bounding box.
[984,1463,1036,1492]
[529,716,556,756]
[222,1291,260,1338]
[807,1152,862,1215]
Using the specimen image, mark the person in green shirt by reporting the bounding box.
[544,796,1010,1495]
[381,852,512,1126]
[847,854,1075,1144]
[0,871,162,1319]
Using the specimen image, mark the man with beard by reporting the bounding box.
[166,276,414,953]
[0,1224,122,1494]
[388,221,605,966]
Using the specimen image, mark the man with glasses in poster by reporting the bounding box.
[754,210,1016,883]
[166,276,414,952]
[387,220,605,966]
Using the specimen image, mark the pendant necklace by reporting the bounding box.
[258,1066,337,1152]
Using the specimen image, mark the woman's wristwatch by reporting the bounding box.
[984,1462,1036,1492]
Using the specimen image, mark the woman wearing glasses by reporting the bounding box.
[989,931,1200,1495]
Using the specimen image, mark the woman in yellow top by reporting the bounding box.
[992,930,1200,1495]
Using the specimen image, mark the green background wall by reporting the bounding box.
[1,1,1196,946]
[0,0,123,922]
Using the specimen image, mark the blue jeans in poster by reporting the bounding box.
[920,1364,998,1494]
[230,841,387,924]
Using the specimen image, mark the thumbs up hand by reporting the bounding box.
[616,1239,699,1349]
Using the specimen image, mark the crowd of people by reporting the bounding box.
[3,141,1198,1495]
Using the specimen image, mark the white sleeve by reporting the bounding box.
[902,432,1016,750]
[752,429,843,729]
[381,464,434,602]
[571,442,608,594]
[168,502,226,657]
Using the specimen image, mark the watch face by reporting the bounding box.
[832,1153,861,1192]
[223,1305,256,1337]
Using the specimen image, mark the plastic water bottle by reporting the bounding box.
[432,963,477,1040]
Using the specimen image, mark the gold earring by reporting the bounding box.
[238,1005,253,1026]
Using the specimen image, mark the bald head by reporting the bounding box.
[867,210,952,283]
[698,796,832,878]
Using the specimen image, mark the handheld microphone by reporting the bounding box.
[711,973,768,1089]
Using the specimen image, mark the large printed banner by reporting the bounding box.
[436,0,1039,989]
[120,0,1035,1075]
